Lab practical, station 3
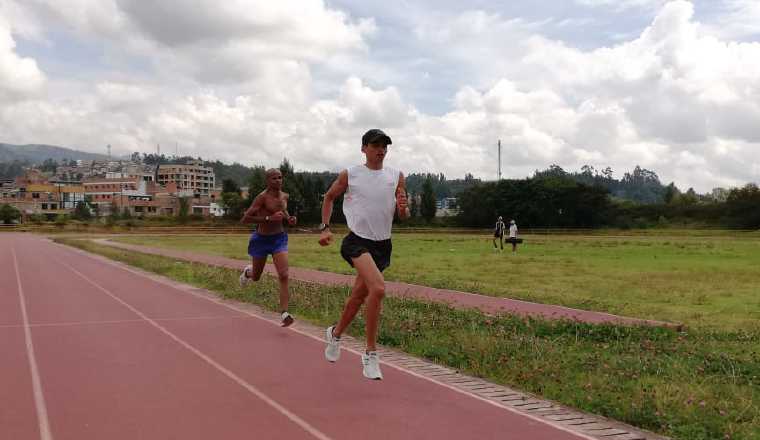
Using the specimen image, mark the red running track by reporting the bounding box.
[2,233,592,440]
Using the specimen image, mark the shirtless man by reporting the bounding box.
[239,168,297,327]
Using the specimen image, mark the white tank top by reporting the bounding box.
[343,165,400,241]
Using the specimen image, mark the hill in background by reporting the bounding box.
[0,143,109,164]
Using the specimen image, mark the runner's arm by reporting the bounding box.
[320,170,348,228]
[240,194,271,224]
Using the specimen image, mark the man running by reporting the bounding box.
[493,216,506,251]
[318,128,410,380]
[239,168,297,327]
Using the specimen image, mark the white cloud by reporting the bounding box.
[575,0,669,12]
[703,0,760,40]
[0,20,45,100]
[1,0,759,193]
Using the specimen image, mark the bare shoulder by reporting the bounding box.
[335,169,349,187]
[325,170,348,198]
[252,191,267,204]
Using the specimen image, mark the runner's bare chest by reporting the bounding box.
[256,192,288,234]
[260,193,287,216]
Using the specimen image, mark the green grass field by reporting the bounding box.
[56,237,760,440]
[112,231,760,331]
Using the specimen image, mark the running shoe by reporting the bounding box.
[239,264,252,287]
[362,351,383,380]
[324,325,341,362]
[281,311,294,327]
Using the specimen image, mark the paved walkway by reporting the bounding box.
[2,233,669,440]
[94,238,681,329]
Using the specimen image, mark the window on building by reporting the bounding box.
[32,193,40,199]
[42,203,48,209]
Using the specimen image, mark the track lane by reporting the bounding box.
[10,235,330,440]
[44,235,591,440]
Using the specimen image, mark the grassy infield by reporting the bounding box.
[58,232,760,440]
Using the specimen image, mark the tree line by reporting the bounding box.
[3,153,758,229]
[455,177,760,229]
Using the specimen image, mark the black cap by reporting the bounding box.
[362,129,392,146]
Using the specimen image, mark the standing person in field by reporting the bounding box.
[493,215,506,251]
[239,168,297,327]
[508,219,519,253]
[318,129,410,380]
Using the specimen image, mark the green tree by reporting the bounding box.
[726,183,760,228]
[221,178,241,195]
[663,182,680,204]
[246,166,267,201]
[178,197,190,224]
[681,187,698,205]
[421,177,437,221]
[54,214,68,228]
[28,213,45,225]
[220,192,244,219]
[0,204,22,224]
[72,201,92,221]
[40,158,58,173]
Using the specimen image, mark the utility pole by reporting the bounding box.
[497,139,502,180]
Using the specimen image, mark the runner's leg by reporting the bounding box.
[249,257,267,281]
[350,253,385,352]
[271,251,290,313]
[333,275,368,337]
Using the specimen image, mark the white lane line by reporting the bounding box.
[0,315,251,330]
[58,242,596,440]
[57,258,333,440]
[12,248,54,440]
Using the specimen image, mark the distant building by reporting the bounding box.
[209,202,226,217]
[711,187,729,203]
[0,170,84,218]
[157,161,215,195]
[436,197,459,217]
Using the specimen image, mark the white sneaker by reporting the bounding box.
[239,265,252,287]
[362,351,383,380]
[324,326,341,362]
[280,312,294,327]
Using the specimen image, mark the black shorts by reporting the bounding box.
[340,232,392,272]
[494,231,503,238]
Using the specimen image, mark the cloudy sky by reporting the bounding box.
[1,0,759,191]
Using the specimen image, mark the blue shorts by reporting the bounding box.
[248,232,288,258]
